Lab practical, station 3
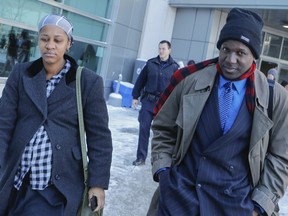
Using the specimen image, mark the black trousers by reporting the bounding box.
[136,97,155,160]
[7,176,66,216]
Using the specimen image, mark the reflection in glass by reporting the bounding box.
[69,42,104,74]
[1,32,18,76]
[0,1,109,77]
[77,44,96,70]
[17,30,32,63]
[262,33,282,58]
[281,38,288,61]
[63,0,113,18]
[0,26,104,77]
[64,12,109,42]
[0,25,36,77]
[0,0,53,27]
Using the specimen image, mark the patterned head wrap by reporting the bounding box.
[38,14,73,41]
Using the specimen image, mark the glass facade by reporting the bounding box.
[260,31,288,82]
[262,33,282,58]
[0,0,112,77]
[280,38,288,61]
[63,0,113,18]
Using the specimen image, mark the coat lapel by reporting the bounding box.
[249,106,272,150]
[47,76,75,106]
[249,71,273,151]
[180,67,217,157]
[23,68,47,118]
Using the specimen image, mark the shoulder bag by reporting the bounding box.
[76,66,103,216]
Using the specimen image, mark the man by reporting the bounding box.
[148,8,288,216]
[132,40,179,166]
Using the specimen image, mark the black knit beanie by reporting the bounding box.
[217,8,264,59]
[281,80,288,87]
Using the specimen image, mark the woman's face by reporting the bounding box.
[38,25,71,66]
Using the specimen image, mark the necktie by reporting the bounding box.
[219,82,234,131]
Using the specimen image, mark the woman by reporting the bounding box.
[0,14,112,216]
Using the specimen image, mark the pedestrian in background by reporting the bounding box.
[177,61,185,68]
[0,34,6,49]
[17,30,31,63]
[148,8,288,216]
[281,80,288,90]
[1,32,18,76]
[267,67,278,81]
[187,59,195,65]
[131,40,179,166]
[0,14,112,216]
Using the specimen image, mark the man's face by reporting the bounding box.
[158,43,171,61]
[218,40,255,80]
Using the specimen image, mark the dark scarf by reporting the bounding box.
[154,57,256,116]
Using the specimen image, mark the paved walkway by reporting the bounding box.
[105,105,288,216]
[105,106,157,216]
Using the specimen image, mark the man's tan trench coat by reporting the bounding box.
[148,64,288,216]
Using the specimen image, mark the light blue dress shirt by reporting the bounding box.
[218,75,247,134]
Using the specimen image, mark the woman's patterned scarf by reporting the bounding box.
[154,57,256,116]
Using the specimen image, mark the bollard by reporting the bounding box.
[115,74,122,94]
[108,74,122,107]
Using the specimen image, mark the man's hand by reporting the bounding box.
[88,187,105,212]
[132,99,138,109]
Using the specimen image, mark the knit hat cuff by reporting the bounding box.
[217,8,263,59]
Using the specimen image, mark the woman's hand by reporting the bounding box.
[88,187,105,212]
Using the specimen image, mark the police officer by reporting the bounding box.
[132,40,179,166]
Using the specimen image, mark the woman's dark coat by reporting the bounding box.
[0,55,112,216]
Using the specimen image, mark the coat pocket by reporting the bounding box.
[72,146,82,160]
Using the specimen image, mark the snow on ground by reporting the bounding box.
[104,105,157,216]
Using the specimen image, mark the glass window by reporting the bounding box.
[281,38,288,61]
[262,33,282,58]
[0,25,105,77]
[279,67,288,83]
[0,24,37,77]
[63,11,108,42]
[69,41,104,74]
[0,0,54,27]
[260,31,265,56]
[0,0,109,77]
[259,60,278,76]
[63,0,113,18]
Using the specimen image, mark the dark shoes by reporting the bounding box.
[132,159,145,166]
